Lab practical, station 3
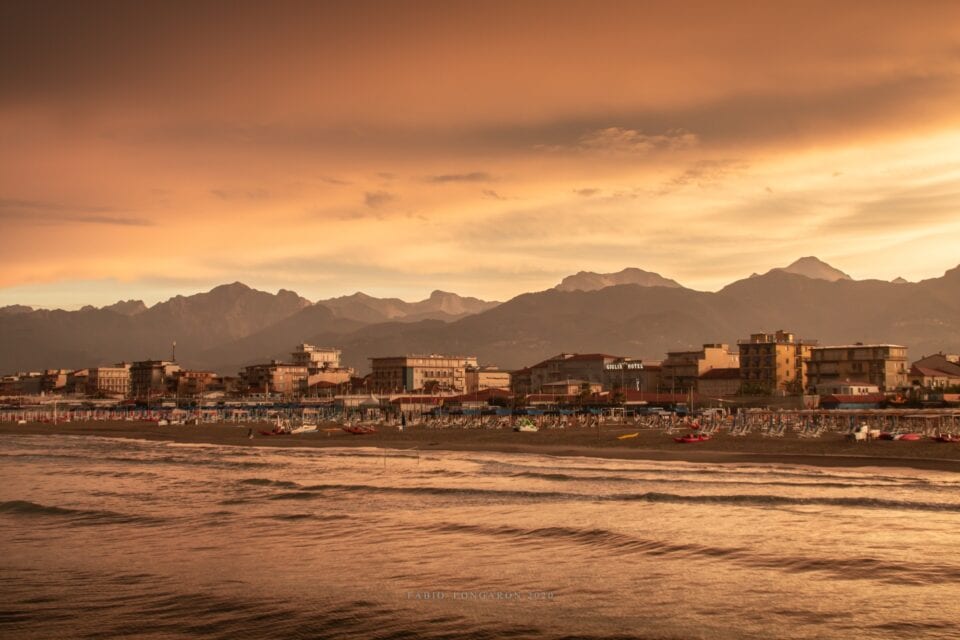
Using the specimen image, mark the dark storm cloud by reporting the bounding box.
[53,70,957,165]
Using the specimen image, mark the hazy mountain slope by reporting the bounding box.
[301,267,960,374]
[194,304,366,373]
[0,283,312,372]
[318,290,499,323]
[555,267,683,292]
[3,265,958,375]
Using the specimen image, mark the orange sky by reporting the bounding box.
[2,0,960,308]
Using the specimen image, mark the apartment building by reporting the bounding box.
[515,353,625,393]
[291,344,353,386]
[369,354,478,393]
[87,364,132,397]
[41,369,71,394]
[239,362,310,396]
[697,367,742,398]
[600,358,661,394]
[909,353,960,389]
[66,369,89,394]
[291,344,342,369]
[170,370,217,397]
[661,344,740,393]
[738,330,816,395]
[807,344,908,392]
[465,366,511,393]
[130,360,182,399]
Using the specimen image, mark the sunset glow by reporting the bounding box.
[3,1,960,307]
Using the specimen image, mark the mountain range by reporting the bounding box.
[1,258,957,375]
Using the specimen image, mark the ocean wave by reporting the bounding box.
[420,521,960,586]
[610,491,960,513]
[486,460,935,486]
[261,513,352,522]
[0,500,161,526]
[503,469,914,490]
[240,478,301,489]
[252,481,960,513]
[289,483,579,501]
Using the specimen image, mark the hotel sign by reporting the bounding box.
[605,363,644,370]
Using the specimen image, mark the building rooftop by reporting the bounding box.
[813,344,907,350]
[699,367,741,380]
[911,365,960,378]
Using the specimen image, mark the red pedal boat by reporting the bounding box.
[674,433,711,443]
[342,425,377,435]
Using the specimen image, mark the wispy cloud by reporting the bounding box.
[482,189,508,200]
[657,159,748,195]
[364,190,396,209]
[210,188,271,200]
[70,215,153,227]
[577,127,698,154]
[0,198,153,227]
[424,171,494,183]
[0,197,114,213]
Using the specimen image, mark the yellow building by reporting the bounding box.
[738,330,815,395]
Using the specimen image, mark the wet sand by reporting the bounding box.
[3,420,960,472]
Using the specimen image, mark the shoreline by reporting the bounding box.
[3,420,960,473]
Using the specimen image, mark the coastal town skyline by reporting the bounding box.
[3,5,960,638]
[4,1,960,308]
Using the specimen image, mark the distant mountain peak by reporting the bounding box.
[891,276,909,284]
[209,281,253,295]
[773,257,852,282]
[317,289,499,323]
[103,299,148,316]
[0,304,33,316]
[555,267,682,292]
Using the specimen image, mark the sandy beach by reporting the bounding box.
[2,420,959,472]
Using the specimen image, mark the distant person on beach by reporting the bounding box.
[400,413,406,431]
[247,427,253,439]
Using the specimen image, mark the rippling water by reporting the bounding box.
[1,434,959,639]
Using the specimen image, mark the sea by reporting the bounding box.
[1,433,959,640]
